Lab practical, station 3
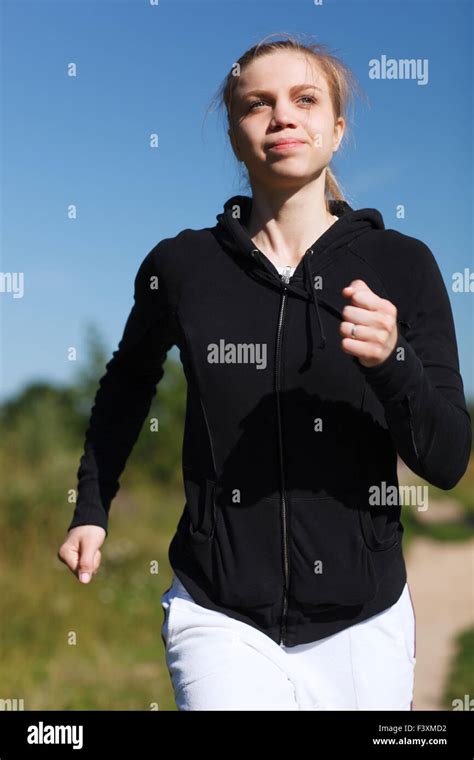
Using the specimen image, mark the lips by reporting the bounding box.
[268,140,306,150]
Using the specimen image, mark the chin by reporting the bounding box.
[265,166,314,183]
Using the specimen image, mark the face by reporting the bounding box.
[228,51,345,189]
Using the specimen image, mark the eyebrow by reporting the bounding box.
[240,84,324,100]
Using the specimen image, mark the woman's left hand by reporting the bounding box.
[340,279,398,368]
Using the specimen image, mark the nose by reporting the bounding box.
[269,101,298,129]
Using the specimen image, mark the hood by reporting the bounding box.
[214,194,385,357]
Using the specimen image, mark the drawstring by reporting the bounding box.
[248,247,327,362]
[303,249,326,350]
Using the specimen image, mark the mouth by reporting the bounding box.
[268,141,305,151]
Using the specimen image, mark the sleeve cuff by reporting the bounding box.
[67,511,109,537]
[67,479,110,536]
[355,332,424,404]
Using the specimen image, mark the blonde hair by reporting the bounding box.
[206,32,367,210]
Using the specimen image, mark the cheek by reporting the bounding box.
[238,126,259,151]
[245,133,268,160]
[305,118,335,151]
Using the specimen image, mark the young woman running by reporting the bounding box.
[58,35,471,711]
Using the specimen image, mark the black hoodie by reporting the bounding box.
[67,195,471,646]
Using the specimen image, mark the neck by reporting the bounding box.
[243,174,337,268]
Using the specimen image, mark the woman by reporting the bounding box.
[58,35,471,711]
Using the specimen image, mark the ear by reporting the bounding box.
[332,116,345,153]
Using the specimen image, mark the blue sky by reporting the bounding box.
[1,0,473,402]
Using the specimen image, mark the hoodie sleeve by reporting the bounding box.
[357,239,471,490]
[67,245,177,538]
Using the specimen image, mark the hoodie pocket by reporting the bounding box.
[185,475,216,544]
[357,501,402,552]
[289,494,380,607]
[210,496,284,608]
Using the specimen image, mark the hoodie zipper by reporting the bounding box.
[249,250,296,646]
[276,265,293,646]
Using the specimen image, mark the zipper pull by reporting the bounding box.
[280,266,293,284]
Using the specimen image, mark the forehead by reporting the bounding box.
[235,51,328,95]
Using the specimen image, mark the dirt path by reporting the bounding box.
[405,535,474,710]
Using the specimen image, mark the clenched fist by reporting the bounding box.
[340,279,399,368]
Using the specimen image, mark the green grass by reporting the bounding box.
[443,627,474,710]
[0,445,182,710]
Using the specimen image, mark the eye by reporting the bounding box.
[248,99,265,111]
[247,95,318,112]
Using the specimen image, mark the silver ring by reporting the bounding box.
[351,324,357,338]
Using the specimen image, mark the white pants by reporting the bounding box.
[160,574,416,711]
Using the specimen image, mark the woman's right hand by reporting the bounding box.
[57,525,106,583]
